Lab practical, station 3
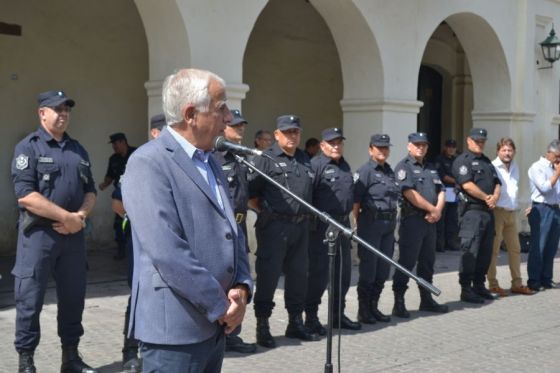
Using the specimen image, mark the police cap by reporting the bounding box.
[37,90,75,108]
[469,128,487,141]
[321,127,345,141]
[276,115,301,131]
[370,134,392,147]
[150,114,166,130]
[408,132,429,144]
[230,109,248,126]
[444,139,457,147]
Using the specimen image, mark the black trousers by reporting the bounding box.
[305,219,352,315]
[458,209,494,287]
[392,215,436,293]
[14,229,86,352]
[357,213,396,301]
[436,202,459,249]
[254,219,309,317]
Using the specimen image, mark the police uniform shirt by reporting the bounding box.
[395,154,442,207]
[105,146,137,187]
[354,159,399,212]
[452,150,501,205]
[311,153,353,216]
[213,150,249,214]
[249,142,313,215]
[12,126,96,212]
[434,153,456,187]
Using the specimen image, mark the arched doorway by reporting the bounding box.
[242,0,343,144]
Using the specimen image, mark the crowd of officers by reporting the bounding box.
[10,89,558,373]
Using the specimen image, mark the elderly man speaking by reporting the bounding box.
[122,68,252,372]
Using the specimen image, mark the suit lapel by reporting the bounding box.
[209,156,237,234]
[160,129,225,215]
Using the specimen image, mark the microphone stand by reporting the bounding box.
[235,154,441,372]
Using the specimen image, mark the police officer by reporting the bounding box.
[99,132,137,260]
[304,128,361,335]
[354,134,399,324]
[452,128,501,303]
[248,115,319,348]
[434,139,460,251]
[213,109,257,354]
[392,132,448,318]
[11,90,98,373]
[112,113,165,372]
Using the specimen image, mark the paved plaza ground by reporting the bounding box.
[1,247,559,372]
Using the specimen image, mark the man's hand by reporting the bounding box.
[219,286,248,334]
[485,194,497,209]
[52,212,85,235]
[425,206,441,223]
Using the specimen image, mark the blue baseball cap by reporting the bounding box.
[276,115,301,131]
[408,132,429,144]
[150,114,166,130]
[469,128,487,141]
[230,109,248,126]
[321,127,345,141]
[370,134,392,147]
[37,90,75,108]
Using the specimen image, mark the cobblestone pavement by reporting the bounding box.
[1,248,559,372]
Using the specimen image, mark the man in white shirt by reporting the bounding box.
[488,138,535,296]
[526,140,560,291]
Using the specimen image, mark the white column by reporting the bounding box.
[341,99,423,169]
[225,83,250,112]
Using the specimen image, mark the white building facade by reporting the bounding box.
[1,0,559,253]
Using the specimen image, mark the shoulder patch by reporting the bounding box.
[459,165,468,175]
[353,172,360,183]
[15,154,29,170]
[397,169,406,181]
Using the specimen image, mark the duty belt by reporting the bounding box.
[533,201,560,209]
[465,204,491,212]
[262,211,312,224]
[235,212,247,224]
[373,210,397,221]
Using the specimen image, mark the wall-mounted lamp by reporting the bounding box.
[539,25,560,69]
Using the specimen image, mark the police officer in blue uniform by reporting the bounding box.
[353,134,399,324]
[434,139,460,252]
[111,113,166,372]
[452,128,501,303]
[392,132,448,318]
[249,115,320,348]
[304,128,361,335]
[11,90,98,373]
[213,109,257,354]
[99,132,136,260]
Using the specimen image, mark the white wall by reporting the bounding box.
[0,0,148,253]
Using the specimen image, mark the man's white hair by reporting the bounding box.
[162,68,225,125]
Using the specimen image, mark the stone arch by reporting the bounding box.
[425,12,512,113]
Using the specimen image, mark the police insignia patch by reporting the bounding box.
[15,154,29,170]
[459,165,468,175]
[397,169,406,180]
[353,172,359,183]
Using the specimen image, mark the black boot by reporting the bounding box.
[60,345,98,373]
[357,299,376,324]
[333,314,362,330]
[473,285,499,300]
[392,291,410,318]
[122,337,140,372]
[304,312,326,336]
[225,335,257,353]
[285,313,320,341]
[419,291,449,313]
[460,286,485,304]
[370,299,391,322]
[256,317,276,348]
[18,350,36,373]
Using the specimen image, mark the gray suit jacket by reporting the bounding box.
[122,127,252,345]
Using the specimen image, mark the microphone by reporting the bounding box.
[214,136,263,156]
